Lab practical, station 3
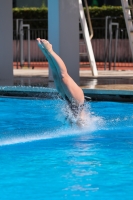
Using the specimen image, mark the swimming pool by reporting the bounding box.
[0,97,133,199]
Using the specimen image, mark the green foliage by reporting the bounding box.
[13,6,125,30]
[13,7,48,29]
[91,0,98,6]
[41,0,47,8]
[88,6,125,28]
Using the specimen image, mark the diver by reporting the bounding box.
[37,38,87,126]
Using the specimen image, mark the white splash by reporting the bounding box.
[0,102,104,147]
[0,128,84,147]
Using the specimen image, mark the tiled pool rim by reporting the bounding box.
[0,86,133,102]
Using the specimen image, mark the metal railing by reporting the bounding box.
[13,18,133,71]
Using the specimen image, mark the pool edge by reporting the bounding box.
[0,86,133,102]
[83,88,133,102]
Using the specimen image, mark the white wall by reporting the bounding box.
[13,39,132,62]
[0,0,13,85]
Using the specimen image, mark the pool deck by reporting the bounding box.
[0,68,133,101]
[13,68,133,90]
[11,69,133,101]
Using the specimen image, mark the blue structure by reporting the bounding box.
[48,0,80,84]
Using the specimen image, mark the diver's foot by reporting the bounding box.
[37,38,53,53]
[36,38,49,60]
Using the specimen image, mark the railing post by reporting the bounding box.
[17,19,30,68]
[105,17,119,71]
[19,19,24,67]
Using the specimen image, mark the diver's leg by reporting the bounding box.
[37,38,65,97]
[37,38,58,77]
[39,39,84,105]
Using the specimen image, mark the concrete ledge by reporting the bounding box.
[0,86,133,102]
[83,89,133,102]
[0,86,59,99]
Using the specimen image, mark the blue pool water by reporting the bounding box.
[0,97,133,199]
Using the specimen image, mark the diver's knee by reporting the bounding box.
[61,72,69,84]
